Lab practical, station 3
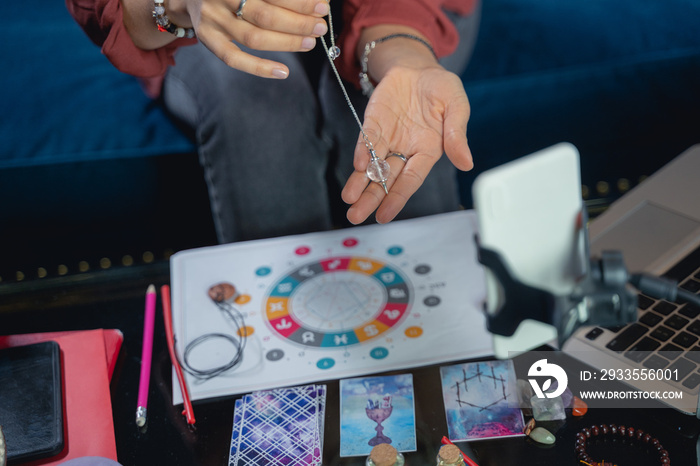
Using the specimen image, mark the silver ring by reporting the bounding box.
[235,0,247,18]
[386,152,407,163]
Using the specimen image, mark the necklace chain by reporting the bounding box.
[320,13,376,155]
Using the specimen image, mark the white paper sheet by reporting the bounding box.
[170,210,493,403]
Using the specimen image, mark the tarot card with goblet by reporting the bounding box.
[339,374,417,457]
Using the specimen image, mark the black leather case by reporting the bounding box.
[0,341,64,464]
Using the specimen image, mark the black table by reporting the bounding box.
[1,263,699,465]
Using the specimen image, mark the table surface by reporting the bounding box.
[1,263,699,466]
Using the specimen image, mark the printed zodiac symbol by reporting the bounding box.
[275,318,292,330]
[334,334,348,345]
[328,259,341,269]
[357,260,373,270]
[278,282,293,293]
[384,310,400,320]
[269,302,284,313]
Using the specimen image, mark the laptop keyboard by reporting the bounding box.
[584,243,700,391]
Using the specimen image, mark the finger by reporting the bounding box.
[341,169,370,206]
[199,29,293,78]
[346,155,411,225]
[346,177,387,225]
[236,0,328,37]
[442,92,474,171]
[374,154,435,223]
[263,0,331,17]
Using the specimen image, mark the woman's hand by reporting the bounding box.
[124,0,330,78]
[179,0,330,78]
[341,64,473,224]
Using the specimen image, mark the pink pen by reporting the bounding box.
[136,284,157,427]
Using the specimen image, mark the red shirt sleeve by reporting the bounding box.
[65,0,196,97]
[337,0,476,85]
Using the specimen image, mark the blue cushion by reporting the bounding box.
[460,0,700,205]
[1,1,195,169]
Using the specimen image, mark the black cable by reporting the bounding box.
[178,300,248,381]
[629,273,700,307]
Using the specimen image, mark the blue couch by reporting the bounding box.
[2,0,699,282]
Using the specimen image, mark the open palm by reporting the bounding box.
[341,65,473,224]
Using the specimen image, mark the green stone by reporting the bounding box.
[529,426,556,444]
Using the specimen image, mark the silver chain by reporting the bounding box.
[319,7,390,193]
[319,9,376,155]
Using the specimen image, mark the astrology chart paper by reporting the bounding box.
[170,210,492,403]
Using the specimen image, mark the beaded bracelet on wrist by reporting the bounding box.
[358,33,437,96]
[153,0,195,38]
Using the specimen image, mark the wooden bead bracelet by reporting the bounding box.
[575,424,670,466]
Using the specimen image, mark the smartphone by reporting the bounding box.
[472,143,587,358]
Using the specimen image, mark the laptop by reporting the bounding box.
[563,144,700,416]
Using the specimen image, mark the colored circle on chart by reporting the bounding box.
[237,326,254,337]
[256,266,272,277]
[369,347,389,360]
[266,349,285,361]
[387,246,403,256]
[317,358,336,370]
[414,264,431,274]
[405,326,423,338]
[295,246,311,256]
[342,238,359,248]
[424,295,441,307]
[263,256,412,348]
[235,294,252,305]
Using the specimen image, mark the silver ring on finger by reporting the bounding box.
[235,0,247,18]
[386,152,407,163]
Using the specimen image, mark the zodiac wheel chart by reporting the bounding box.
[262,251,413,352]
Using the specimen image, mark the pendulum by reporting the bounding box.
[320,8,390,194]
[366,149,390,194]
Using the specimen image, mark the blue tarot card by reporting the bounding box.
[440,360,525,441]
[339,374,417,457]
[229,384,326,465]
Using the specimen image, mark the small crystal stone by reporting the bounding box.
[572,396,588,416]
[523,417,536,436]
[529,427,556,445]
[328,46,341,60]
[366,158,390,183]
[531,395,565,421]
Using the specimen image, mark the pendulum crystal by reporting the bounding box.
[366,150,389,194]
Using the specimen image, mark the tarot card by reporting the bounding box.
[339,374,417,457]
[229,384,326,465]
[440,360,525,441]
